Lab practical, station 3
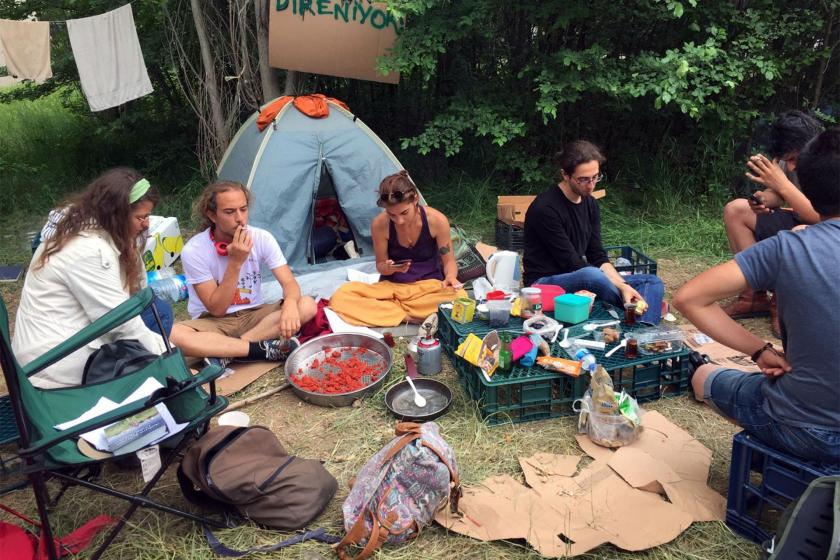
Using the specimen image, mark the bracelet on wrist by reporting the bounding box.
[751,342,775,363]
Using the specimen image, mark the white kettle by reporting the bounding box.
[485,250,521,292]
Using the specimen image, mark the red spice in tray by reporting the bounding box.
[293,347,384,394]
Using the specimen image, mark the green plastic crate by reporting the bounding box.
[444,300,690,425]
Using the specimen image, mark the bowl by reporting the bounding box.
[217,411,250,427]
[284,333,393,407]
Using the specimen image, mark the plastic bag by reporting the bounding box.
[575,391,642,448]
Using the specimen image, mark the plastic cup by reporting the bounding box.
[218,411,250,428]
[487,300,512,327]
[623,303,637,325]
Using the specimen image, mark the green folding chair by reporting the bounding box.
[0,288,229,559]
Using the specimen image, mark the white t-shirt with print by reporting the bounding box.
[181,226,287,319]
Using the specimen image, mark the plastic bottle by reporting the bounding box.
[146,267,177,284]
[573,345,597,373]
[150,274,188,304]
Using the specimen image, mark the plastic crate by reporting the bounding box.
[604,245,657,276]
[444,301,690,425]
[453,352,590,425]
[494,219,525,252]
[0,395,19,445]
[725,431,840,544]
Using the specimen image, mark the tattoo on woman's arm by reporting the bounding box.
[438,245,450,256]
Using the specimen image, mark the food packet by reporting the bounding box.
[536,356,582,376]
[590,365,618,415]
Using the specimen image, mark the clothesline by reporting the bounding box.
[0,1,154,111]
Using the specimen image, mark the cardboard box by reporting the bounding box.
[497,190,605,227]
[142,216,183,272]
[268,1,401,84]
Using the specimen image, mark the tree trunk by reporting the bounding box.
[190,0,228,151]
[254,0,282,102]
[813,6,837,108]
[284,70,309,96]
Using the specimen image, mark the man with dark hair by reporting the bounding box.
[674,128,840,465]
[170,181,317,366]
[722,110,824,331]
[523,140,663,323]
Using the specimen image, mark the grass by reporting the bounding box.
[0,95,760,558]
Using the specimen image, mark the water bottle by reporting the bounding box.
[147,267,177,284]
[150,274,188,304]
[573,346,597,373]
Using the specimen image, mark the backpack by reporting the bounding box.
[761,475,840,560]
[334,422,460,560]
[177,426,337,530]
[82,339,157,385]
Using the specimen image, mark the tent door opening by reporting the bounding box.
[309,160,357,265]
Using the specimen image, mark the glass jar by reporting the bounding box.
[520,287,543,319]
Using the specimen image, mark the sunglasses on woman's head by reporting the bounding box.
[378,190,417,205]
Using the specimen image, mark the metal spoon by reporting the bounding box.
[405,376,427,408]
[559,328,570,348]
[582,319,620,332]
[604,339,628,358]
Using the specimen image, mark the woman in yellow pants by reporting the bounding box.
[330,171,466,326]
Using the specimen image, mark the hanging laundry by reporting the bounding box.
[0,19,52,83]
[66,4,153,112]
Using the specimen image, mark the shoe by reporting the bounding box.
[261,336,300,361]
[205,356,234,369]
[722,289,771,319]
[686,351,711,385]
[344,240,359,259]
[769,293,781,338]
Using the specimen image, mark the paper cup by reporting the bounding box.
[218,411,250,428]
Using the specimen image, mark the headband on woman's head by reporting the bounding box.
[129,179,151,204]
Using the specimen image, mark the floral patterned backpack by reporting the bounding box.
[334,422,460,560]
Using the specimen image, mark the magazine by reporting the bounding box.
[104,407,167,454]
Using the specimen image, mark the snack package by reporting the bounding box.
[536,356,582,376]
[634,298,648,316]
[590,365,617,415]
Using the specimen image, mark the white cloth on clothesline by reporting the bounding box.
[66,4,153,112]
[0,19,52,83]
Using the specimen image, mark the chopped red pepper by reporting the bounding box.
[292,346,384,394]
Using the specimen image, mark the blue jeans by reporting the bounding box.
[535,267,664,324]
[141,295,173,337]
[704,368,840,466]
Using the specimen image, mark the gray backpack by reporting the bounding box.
[82,339,157,384]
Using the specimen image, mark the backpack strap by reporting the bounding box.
[333,507,390,560]
[418,440,462,512]
[203,525,339,557]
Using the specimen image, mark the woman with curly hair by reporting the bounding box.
[13,168,167,388]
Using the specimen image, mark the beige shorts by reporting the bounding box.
[178,302,283,338]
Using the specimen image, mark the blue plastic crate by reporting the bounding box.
[725,431,840,544]
[0,395,18,445]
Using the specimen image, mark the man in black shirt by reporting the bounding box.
[523,140,663,323]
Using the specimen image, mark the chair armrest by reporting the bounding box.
[20,398,158,457]
[22,288,154,377]
[22,363,226,457]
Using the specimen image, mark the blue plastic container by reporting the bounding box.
[553,294,591,324]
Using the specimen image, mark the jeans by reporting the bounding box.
[704,368,840,467]
[141,295,174,337]
[535,266,664,324]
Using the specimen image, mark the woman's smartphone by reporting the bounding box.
[747,193,762,205]
[393,260,411,265]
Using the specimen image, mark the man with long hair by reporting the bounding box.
[13,168,167,388]
[675,128,840,464]
[169,181,316,365]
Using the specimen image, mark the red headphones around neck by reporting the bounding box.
[209,228,229,256]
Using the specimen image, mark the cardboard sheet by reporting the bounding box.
[497,190,606,227]
[215,361,278,396]
[680,324,754,370]
[436,410,724,556]
[268,1,400,84]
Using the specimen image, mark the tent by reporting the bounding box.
[216,95,413,279]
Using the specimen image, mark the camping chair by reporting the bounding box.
[0,288,229,560]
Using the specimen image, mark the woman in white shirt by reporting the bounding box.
[13,168,168,388]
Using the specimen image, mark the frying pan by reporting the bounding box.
[384,356,453,422]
